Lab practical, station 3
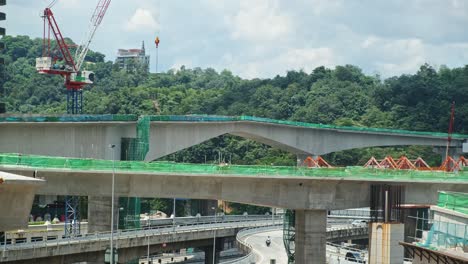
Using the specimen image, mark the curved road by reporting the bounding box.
[245,230,288,264]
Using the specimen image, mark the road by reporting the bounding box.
[241,223,368,264]
[245,230,288,264]
[3,218,281,251]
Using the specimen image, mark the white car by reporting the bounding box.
[351,220,368,226]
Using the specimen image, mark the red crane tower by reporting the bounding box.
[36,0,111,114]
[35,0,111,238]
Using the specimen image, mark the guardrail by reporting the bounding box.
[1,216,278,252]
[230,223,369,264]
[229,224,283,264]
[142,214,282,227]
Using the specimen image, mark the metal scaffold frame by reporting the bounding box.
[64,196,81,237]
[283,210,295,264]
[66,88,83,114]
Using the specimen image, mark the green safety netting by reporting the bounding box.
[283,210,295,264]
[118,116,150,229]
[0,114,138,122]
[149,115,468,139]
[1,153,468,182]
[1,114,466,139]
[420,219,467,250]
[437,191,468,215]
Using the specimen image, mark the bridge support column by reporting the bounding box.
[295,209,327,264]
[87,196,119,233]
[369,222,404,264]
[201,238,223,264]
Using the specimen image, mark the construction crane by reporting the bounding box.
[35,0,111,238]
[35,0,111,114]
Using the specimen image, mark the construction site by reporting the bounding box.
[0,0,467,263]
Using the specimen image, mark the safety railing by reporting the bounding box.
[229,224,283,264]
[0,216,280,252]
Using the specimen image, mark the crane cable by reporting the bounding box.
[47,0,58,8]
[155,0,161,73]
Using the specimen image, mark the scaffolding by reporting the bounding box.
[437,191,468,215]
[1,154,468,183]
[283,210,295,264]
[64,196,80,237]
[118,116,150,230]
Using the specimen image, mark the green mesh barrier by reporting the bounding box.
[0,114,138,122]
[118,116,150,230]
[1,153,468,182]
[437,191,468,215]
[420,219,467,250]
[149,115,468,139]
[2,114,466,139]
[283,210,295,264]
[136,115,150,159]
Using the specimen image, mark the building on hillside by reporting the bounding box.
[400,191,468,263]
[115,41,150,72]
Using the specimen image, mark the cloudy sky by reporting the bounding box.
[4,0,468,78]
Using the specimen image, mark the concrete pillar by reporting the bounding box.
[433,147,463,161]
[202,245,220,264]
[87,196,119,233]
[369,222,404,264]
[200,200,217,216]
[295,209,327,264]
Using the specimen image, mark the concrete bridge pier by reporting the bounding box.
[295,209,327,264]
[201,237,223,264]
[87,196,119,233]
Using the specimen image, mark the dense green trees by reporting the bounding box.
[1,35,467,168]
[2,35,467,215]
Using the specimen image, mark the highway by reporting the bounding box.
[236,223,368,264]
[0,217,281,263]
[244,229,288,264]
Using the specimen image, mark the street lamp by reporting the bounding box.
[172,198,176,231]
[211,206,217,264]
[109,144,116,264]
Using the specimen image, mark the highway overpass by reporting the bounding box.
[1,216,278,264]
[0,218,367,264]
[0,114,466,161]
[1,164,467,210]
[2,155,467,263]
[1,114,467,263]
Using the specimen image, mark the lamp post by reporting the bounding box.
[172,198,176,231]
[3,231,6,258]
[212,206,217,264]
[109,144,116,264]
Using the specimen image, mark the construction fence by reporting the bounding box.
[1,153,468,182]
[437,191,468,215]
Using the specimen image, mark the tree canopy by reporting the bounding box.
[1,35,466,168]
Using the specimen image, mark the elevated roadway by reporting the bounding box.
[1,164,466,210]
[2,154,467,263]
[0,114,466,161]
[1,217,279,264]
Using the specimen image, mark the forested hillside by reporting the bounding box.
[1,35,467,167]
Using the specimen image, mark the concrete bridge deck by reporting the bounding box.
[0,114,466,161]
[1,158,467,210]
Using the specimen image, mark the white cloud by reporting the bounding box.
[359,37,426,76]
[57,0,80,9]
[226,0,292,43]
[124,8,160,32]
[170,59,193,71]
[224,47,336,79]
